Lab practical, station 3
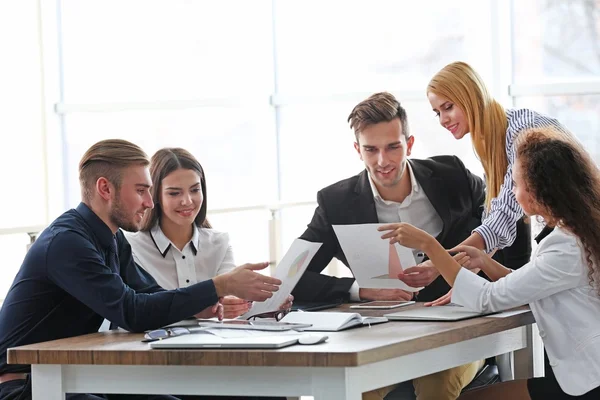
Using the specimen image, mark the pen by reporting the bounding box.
[416,250,459,258]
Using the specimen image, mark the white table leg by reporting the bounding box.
[496,352,514,381]
[514,323,544,379]
[311,368,362,400]
[31,364,65,400]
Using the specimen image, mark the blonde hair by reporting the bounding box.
[427,61,508,210]
[79,139,150,202]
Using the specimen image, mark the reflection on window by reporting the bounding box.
[513,0,600,81]
[515,95,600,163]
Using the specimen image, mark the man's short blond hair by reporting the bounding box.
[78,139,150,202]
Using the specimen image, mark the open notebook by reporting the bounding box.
[281,311,388,332]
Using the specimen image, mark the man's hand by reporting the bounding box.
[222,296,251,319]
[399,252,471,288]
[279,294,294,311]
[359,288,414,301]
[213,262,282,302]
[398,260,439,288]
[194,301,224,320]
[424,289,453,307]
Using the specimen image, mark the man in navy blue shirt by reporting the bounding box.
[0,139,282,400]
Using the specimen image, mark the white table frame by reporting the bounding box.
[31,324,538,400]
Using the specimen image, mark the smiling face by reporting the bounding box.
[354,118,414,191]
[109,165,154,232]
[159,168,203,228]
[427,92,469,139]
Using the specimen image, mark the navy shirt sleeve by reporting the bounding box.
[46,230,218,332]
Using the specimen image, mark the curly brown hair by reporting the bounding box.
[516,127,600,296]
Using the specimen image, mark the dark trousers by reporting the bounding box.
[0,376,284,400]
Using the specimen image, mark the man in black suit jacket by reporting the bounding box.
[293,157,531,304]
[291,92,531,400]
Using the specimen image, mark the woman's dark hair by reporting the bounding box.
[141,148,211,231]
[517,127,600,295]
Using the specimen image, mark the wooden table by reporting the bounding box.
[8,304,537,399]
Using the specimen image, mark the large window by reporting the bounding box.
[50,0,493,282]
[513,0,600,82]
[60,0,275,103]
[512,0,600,164]
[0,0,47,298]
[6,0,600,300]
[273,0,471,94]
[514,95,600,160]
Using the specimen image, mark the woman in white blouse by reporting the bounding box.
[406,61,570,305]
[379,127,600,399]
[126,148,292,319]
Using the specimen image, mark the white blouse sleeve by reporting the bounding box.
[452,231,586,312]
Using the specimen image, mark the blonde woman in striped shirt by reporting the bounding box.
[401,61,570,305]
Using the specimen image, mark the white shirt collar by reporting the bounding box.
[150,223,200,258]
[368,161,419,204]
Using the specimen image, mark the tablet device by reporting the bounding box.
[384,305,494,321]
[197,319,312,331]
[150,334,300,349]
[291,300,342,312]
[350,300,415,310]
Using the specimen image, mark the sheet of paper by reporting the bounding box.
[332,223,422,292]
[241,238,322,319]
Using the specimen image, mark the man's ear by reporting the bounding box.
[96,177,114,201]
[354,142,363,160]
[406,135,415,156]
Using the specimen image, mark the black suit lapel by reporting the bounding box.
[352,170,379,223]
[410,160,451,242]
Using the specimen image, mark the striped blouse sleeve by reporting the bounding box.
[473,109,567,251]
[473,160,522,251]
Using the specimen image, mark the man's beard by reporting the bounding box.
[110,195,141,232]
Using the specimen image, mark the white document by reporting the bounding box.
[241,238,322,319]
[333,223,422,292]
